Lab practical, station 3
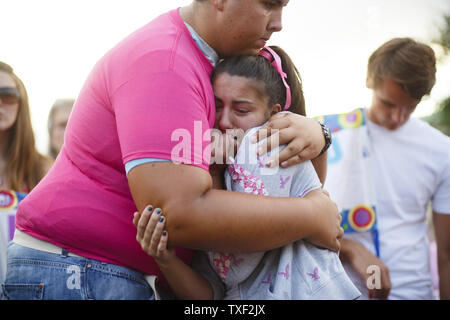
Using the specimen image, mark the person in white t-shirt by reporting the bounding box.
[334,38,450,300]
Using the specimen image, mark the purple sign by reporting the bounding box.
[8,215,15,242]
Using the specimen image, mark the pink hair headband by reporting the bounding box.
[258,46,291,111]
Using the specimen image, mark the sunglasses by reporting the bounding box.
[0,87,20,105]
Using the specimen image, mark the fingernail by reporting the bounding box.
[159,216,164,223]
[280,161,288,167]
[147,206,153,212]
[162,231,167,236]
[155,208,162,215]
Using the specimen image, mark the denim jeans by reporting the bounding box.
[2,242,155,300]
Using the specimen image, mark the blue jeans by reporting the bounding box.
[2,242,155,300]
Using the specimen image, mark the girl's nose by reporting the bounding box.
[218,108,233,131]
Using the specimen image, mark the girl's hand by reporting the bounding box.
[304,189,344,252]
[133,206,176,265]
[251,112,325,168]
[210,129,242,165]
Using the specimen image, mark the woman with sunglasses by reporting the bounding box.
[0,62,53,290]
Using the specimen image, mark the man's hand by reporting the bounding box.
[250,113,325,168]
[341,238,392,299]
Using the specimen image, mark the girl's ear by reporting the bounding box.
[270,103,282,115]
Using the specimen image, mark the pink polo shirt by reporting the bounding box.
[15,9,215,277]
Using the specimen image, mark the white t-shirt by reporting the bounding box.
[344,116,450,300]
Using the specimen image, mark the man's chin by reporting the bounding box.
[385,123,404,131]
[233,47,262,57]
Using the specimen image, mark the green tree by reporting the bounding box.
[424,13,450,136]
[436,14,450,54]
[423,97,450,136]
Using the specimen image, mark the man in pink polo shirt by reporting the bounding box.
[3,0,342,300]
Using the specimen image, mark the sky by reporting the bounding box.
[1,0,450,154]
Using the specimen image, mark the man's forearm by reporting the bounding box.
[311,151,327,185]
[432,212,450,300]
[438,256,450,300]
[165,188,316,253]
[338,238,360,262]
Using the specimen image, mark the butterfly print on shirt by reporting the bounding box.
[279,175,291,189]
[307,267,320,281]
[278,263,290,280]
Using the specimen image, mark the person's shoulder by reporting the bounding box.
[405,119,450,167]
[101,9,193,68]
[410,118,450,146]
[105,13,209,87]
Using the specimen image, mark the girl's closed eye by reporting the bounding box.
[263,1,277,9]
[380,98,395,108]
[215,99,223,110]
[234,104,252,114]
[233,99,256,115]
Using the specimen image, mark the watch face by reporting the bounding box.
[323,124,331,142]
[318,123,332,156]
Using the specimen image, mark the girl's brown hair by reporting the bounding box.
[211,45,306,116]
[367,38,436,100]
[0,61,51,191]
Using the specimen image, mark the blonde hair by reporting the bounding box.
[47,98,74,158]
[0,61,51,191]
